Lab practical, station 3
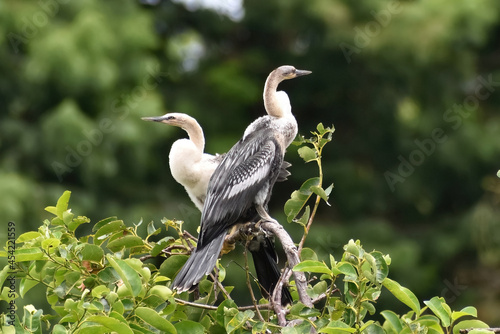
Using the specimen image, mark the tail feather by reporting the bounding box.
[249,236,293,305]
[172,233,226,292]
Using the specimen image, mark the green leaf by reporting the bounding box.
[452,306,477,322]
[361,301,376,315]
[92,217,118,232]
[370,251,389,283]
[107,235,144,252]
[91,285,110,298]
[97,267,120,283]
[311,185,330,204]
[68,216,91,232]
[424,296,451,327]
[63,210,74,226]
[106,255,142,297]
[51,190,71,219]
[320,320,357,334]
[362,323,384,334]
[226,310,254,334]
[301,247,319,261]
[81,244,104,262]
[23,305,43,334]
[295,205,310,226]
[45,206,58,216]
[53,324,68,334]
[93,220,125,246]
[298,146,317,162]
[20,278,39,298]
[293,260,332,275]
[284,177,320,222]
[82,315,133,334]
[159,255,188,279]
[453,320,491,334]
[75,325,107,334]
[383,278,421,316]
[17,232,41,243]
[334,262,357,281]
[289,302,306,317]
[148,285,172,300]
[313,281,328,298]
[41,238,61,250]
[344,239,360,257]
[0,265,10,291]
[135,307,176,333]
[316,123,325,133]
[151,236,174,257]
[381,310,403,334]
[216,299,239,327]
[147,221,162,237]
[324,183,334,197]
[15,248,45,262]
[175,320,205,334]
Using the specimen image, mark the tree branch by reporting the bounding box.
[460,329,500,334]
[174,297,273,311]
[260,219,313,308]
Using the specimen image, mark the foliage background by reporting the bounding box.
[0,0,499,326]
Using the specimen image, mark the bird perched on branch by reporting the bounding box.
[171,65,311,301]
[142,113,222,211]
[142,111,293,304]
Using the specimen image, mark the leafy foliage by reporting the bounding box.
[0,130,492,333]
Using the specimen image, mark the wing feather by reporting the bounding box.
[198,128,283,247]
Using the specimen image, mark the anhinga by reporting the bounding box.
[141,113,222,211]
[142,111,293,304]
[171,66,311,300]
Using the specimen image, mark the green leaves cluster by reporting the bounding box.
[0,191,189,333]
[381,283,491,334]
[295,239,390,333]
[1,191,490,334]
[285,124,334,233]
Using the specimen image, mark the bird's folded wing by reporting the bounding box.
[198,130,282,247]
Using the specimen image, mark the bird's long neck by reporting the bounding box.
[183,121,205,153]
[264,70,289,118]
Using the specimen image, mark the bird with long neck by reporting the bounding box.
[142,111,293,304]
[171,66,311,298]
[142,113,221,210]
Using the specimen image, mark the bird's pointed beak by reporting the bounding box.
[295,69,312,77]
[141,115,168,122]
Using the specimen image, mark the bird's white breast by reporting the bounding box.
[169,139,218,210]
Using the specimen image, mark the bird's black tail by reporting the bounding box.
[249,235,293,306]
[172,233,225,292]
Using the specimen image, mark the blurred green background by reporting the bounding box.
[1,0,500,325]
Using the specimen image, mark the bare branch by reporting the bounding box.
[174,297,273,311]
[261,220,313,308]
[298,195,321,253]
[460,329,500,334]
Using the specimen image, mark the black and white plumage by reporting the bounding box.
[142,111,292,303]
[171,65,311,300]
